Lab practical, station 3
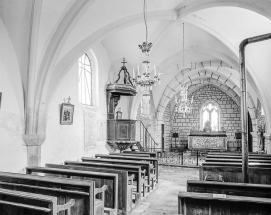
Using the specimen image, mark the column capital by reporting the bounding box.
[23,134,46,146]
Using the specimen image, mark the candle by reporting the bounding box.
[154,65,157,76]
[175,95,177,103]
[133,68,135,78]
[137,65,140,76]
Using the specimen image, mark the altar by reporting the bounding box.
[188,131,227,150]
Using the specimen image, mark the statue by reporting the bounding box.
[203,120,212,132]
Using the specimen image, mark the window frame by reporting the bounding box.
[78,53,92,106]
[200,100,221,131]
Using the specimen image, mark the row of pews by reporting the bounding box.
[178,152,271,214]
[0,151,158,215]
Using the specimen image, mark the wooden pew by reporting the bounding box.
[0,171,100,215]
[83,157,154,192]
[64,161,137,214]
[26,166,117,215]
[78,160,144,198]
[0,188,62,215]
[178,191,271,215]
[205,158,271,163]
[123,151,157,158]
[187,180,271,198]
[110,153,150,157]
[94,154,159,183]
[200,162,271,184]
[208,152,271,157]
[49,162,135,215]
[207,154,271,160]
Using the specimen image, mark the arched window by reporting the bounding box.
[201,101,220,131]
[79,54,92,106]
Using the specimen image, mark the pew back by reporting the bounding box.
[200,163,271,184]
[64,160,135,213]
[0,171,94,215]
[93,154,159,182]
[109,153,150,157]
[123,151,157,158]
[26,166,117,214]
[79,161,142,199]
[0,188,58,215]
[187,180,271,198]
[178,191,271,215]
[48,162,131,214]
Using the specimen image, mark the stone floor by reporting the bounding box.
[131,166,199,215]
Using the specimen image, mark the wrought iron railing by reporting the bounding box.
[154,149,207,166]
[136,120,158,151]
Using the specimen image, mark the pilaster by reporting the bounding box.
[23,134,46,166]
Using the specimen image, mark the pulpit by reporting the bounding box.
[188,131,227,150]
[106,59,137,151]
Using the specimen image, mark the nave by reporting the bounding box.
[1,0,271,214]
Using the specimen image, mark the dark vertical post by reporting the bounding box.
[239,41,249,183]
[239,33,271,183]
[196,150,199,166]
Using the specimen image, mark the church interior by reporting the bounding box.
[1,0,271,214]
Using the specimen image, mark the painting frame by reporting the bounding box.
[60,103,74,125]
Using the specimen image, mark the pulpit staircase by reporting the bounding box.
[133,120,158,152]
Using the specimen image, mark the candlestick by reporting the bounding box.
[133,68,135,78]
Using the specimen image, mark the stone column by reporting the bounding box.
[250,132,259,152]
[23,134,46,167]
[263,133,271,154]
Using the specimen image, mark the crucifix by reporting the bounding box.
[67,97,71,104]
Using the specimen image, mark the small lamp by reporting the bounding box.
[116,107,122,119]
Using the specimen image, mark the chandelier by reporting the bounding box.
[175,84,194,117]
[175,23,194,117]
[132,0,161,95]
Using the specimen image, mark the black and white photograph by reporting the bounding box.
[0,0,271,214]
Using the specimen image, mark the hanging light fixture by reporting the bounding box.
[132,0,161,97]
[175,23,194,117]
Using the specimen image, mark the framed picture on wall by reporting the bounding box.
[60,103,74,125]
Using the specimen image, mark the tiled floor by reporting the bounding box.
[131,166,199,215]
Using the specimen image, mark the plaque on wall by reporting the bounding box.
[84,110,97,150]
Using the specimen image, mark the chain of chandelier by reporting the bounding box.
[175,23,194,116]
[132,0,161,100]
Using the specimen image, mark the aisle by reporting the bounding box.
[131,166,199,215]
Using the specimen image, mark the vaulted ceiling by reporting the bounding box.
[1,0,271,130]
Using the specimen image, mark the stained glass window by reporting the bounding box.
[201,102,219,131]
[79,54,92,106]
